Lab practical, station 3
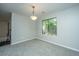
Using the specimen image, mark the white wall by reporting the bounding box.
[37,6,79,52]
[11,13,37,45]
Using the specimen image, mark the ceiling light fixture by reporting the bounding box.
[30,6,37,21]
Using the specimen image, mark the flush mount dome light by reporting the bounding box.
[30,6,37,21]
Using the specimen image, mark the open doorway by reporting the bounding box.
[0,14,11,46]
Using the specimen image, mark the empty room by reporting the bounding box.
[0,3,79,56]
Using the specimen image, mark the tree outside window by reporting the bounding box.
[42,17,57,35]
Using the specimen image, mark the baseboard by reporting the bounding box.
[38,38,79,53]
[11,38,34,45]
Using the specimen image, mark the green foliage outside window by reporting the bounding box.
[42,17,57,35]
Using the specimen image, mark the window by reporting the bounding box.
[42,17,57,35]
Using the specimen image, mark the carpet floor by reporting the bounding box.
[0,39,79,56]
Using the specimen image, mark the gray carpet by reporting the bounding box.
[0,39,79,56]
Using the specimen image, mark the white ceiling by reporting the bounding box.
[0,3,79,18]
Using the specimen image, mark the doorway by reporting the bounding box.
[0,15,11,46]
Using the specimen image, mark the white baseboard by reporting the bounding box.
[39,38,79,53]
[11,38,34,45]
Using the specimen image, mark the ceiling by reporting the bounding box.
[0,3,79,18]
